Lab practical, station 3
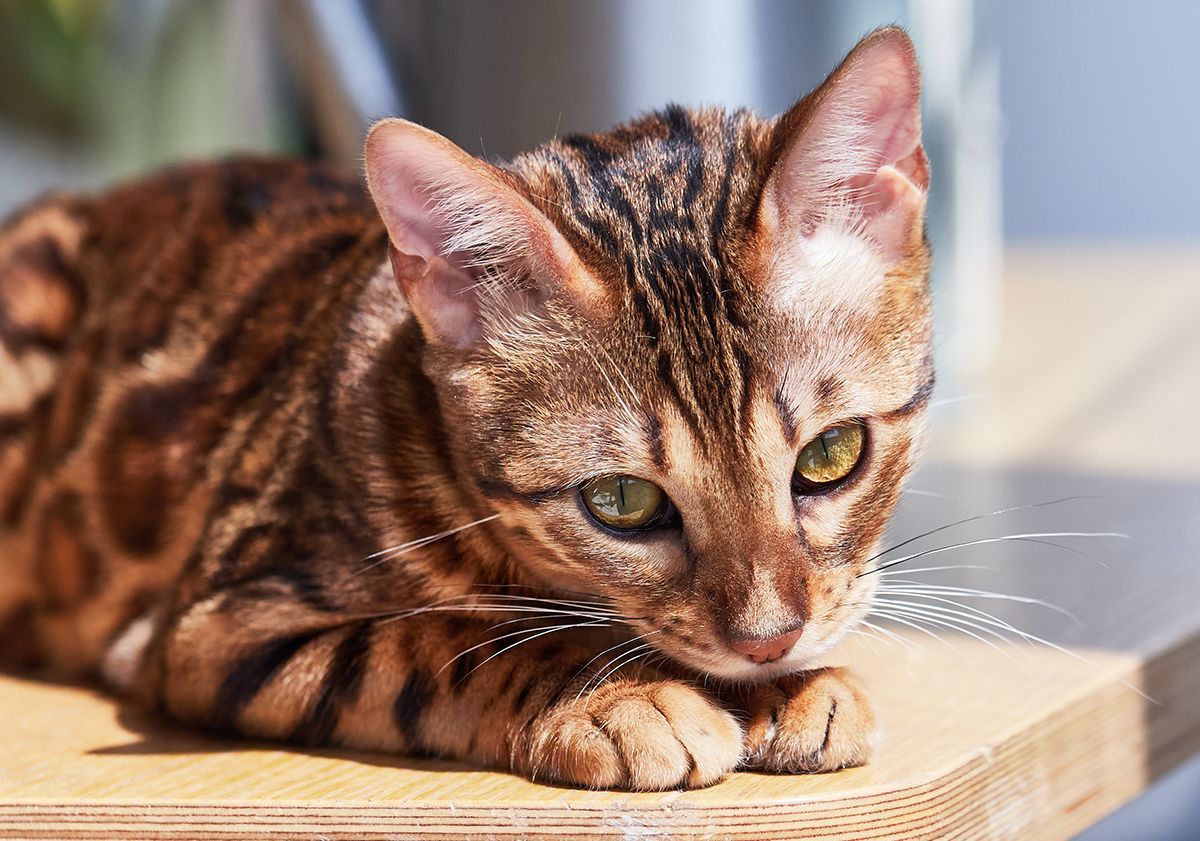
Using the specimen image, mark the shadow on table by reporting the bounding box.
[87,698,477,776]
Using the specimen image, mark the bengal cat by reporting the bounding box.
[0,28,931,790]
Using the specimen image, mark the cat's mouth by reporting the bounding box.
[650,622,854,684]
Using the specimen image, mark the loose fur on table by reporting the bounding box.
[0,28,935,790]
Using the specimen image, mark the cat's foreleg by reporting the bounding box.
[731,667,878,773]
[143,585,743,790]
[520,668,743,789]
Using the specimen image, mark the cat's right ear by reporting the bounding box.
[761,27,928,262]
[365,119,602,348]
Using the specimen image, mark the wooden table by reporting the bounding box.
[3,248,1199,839]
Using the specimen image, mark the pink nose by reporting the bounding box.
[729,628,804,664]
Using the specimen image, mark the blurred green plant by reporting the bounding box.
[0,0,301,187]
[0,0,110,134]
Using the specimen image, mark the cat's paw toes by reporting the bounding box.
[530,679,743,790]
[741,667,877,773]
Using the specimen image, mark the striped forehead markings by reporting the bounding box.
[547,113,765,449]
[773,385,800,448]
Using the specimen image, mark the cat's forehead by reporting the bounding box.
[516,106,769,264]
[512,108,774,443]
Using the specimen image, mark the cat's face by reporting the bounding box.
[367,29,931,681]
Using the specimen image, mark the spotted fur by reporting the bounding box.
[0,28,931,789]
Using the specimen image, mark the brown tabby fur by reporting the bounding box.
[0,28,931,789]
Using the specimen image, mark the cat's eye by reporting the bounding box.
[794,420,866,491]
[581,476,671,531]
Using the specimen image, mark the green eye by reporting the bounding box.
[581,476,670,531]
[794,420,866,490]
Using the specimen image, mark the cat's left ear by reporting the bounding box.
[762,26,929,261]
[365,119,601,348]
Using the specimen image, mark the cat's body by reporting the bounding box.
[0,29,931,789]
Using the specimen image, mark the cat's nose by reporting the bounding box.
[729,627,804,664]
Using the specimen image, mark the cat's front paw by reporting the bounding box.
[527,679,743,790]
[740,667,877,773]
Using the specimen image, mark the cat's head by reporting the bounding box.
[365,27,932,681]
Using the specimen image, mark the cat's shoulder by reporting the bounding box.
[5,157,373,231]
[90,157,376,233]
[3,157,381,287]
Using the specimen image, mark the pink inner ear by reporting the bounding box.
[856,165,925,261]
[366,118,541,347]
[367,121,509,264]
[367,119,608,347]
[857,96,922,179]
[768,29,928,257]
[390,249,480,348]
[894,144,930,192]
[839,37,925,180]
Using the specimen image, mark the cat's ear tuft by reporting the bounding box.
[365,119,600,348]
[763,26,928,261]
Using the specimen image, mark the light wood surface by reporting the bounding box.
[2,248,1199,839]
[933,246,1200,479]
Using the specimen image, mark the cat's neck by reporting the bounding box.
[327,260,539,600]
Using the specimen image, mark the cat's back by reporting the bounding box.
[2,158,385,359]
[0,159,390,674]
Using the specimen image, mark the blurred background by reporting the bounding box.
[3,0,1199,374]
[1,1,1197,837]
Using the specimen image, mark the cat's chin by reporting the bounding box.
[713,657,824,685]
[669,628,851,685]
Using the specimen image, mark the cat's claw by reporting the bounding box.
[740,667,877,773]
[528,679,743,791]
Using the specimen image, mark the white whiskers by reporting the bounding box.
[865,578,1152,701]
[573,629,664,702]
[861,531,1126,578]
[441,618,615,685]
[361,591,632,686]
[576,639,662,702]
[878,580,1082,625]
[349,514,500,578]
[851,496,1151,700]
[863,495,1106,569]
